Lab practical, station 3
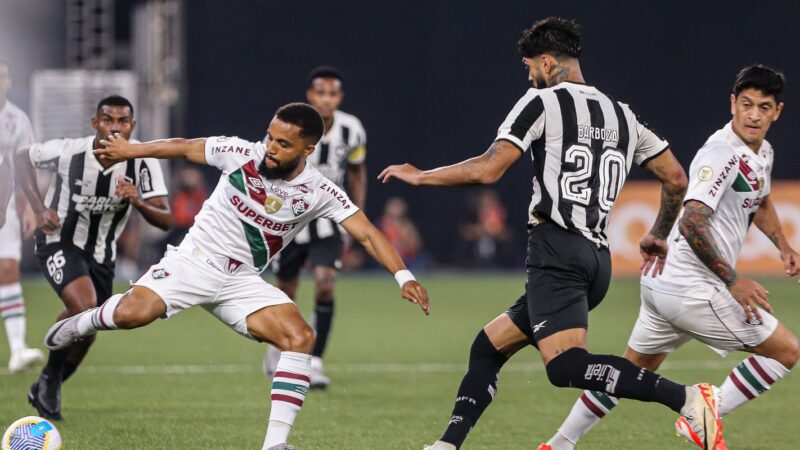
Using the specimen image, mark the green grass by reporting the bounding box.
[1,274,799,449]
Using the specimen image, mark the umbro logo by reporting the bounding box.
[248,177,265,191]
[533,320,547,333]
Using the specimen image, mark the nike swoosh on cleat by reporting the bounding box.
[45,321,68,349]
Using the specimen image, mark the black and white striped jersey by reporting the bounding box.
[496,81,669,247]
[28,136,168,264]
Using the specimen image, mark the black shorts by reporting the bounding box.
[506,222,611,344]
[36,243,115,304]
[273,230,343,281]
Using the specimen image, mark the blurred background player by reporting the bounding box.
[42,102,428,449]
[15,95,171,420]
[380,17,724,449]
[0,57,44,373]
[540,65,799,450]
[265,66,368,388]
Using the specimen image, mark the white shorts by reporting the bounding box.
[0,200,21,261]
[134,244,293,339]
[629,283,779,357]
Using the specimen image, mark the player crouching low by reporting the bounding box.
[41,103,429,449]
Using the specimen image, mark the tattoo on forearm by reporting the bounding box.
[649,164,686,239]
[679,202,737,285]
[459,143,499,183]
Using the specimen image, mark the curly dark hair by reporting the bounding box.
[275,102,324,144]
[734,64,785,103]
[517,17,582,59]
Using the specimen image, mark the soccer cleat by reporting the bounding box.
[265,445,294,450]
[676,416,729,450]
[44,310,94,351]
[309,356,331,389]
[8,347,45,373]
[27,376,64,422]
[422,441,457,450]
[678,384,723,450]
[263,344,281,379]
[537,445,553,450]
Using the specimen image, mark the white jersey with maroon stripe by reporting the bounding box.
[187,136,359,273]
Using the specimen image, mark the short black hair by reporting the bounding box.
[306,65,343,89]
[517,17,582,59]
[275,102,324,144]
[97,95,134,117]
[734,64,785,103]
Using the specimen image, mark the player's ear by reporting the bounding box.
[130,118,137,133]
[306,88,313,103]
[304,143,316,156]
[773,102,784,122]
[91,114,99,130]
[730,94,736,116]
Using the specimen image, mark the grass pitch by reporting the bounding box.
[1,274,799,449]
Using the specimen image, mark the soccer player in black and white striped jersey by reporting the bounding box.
[381,17,723,449]
[15,95,173,421]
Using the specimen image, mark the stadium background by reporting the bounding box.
[2,1,800,449]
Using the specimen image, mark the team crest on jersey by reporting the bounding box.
[291,197,310,217]
[264,194,283,214]
[698,166,713,181]
[151,268,170,279]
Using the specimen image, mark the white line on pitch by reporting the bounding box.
[0,359,737,377]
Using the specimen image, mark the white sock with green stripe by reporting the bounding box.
[1,283,27,353]
[547,390,619,450]
[77,294,123,335]
[720,355,789,415]
[264,351,311,449]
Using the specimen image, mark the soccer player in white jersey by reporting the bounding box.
[0,58,45,373]
[15,95,172,421]
[266,66,368,388]
[539,65,799,450]
[42,103,429,449]
[381,17,725,450]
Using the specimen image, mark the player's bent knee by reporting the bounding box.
[113,292,162,329]
[545,347,587,388]
[275,324,315,353]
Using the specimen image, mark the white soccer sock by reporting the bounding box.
[1,283,27,353]
[547,390,619,449]
[263,351,311,449]
[77,294,124,335]
[719,355,790,415]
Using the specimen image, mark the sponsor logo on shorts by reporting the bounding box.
[225,258,243,275]
[291,198,309,217]
[448,415,464,426]
[533,320,547,333]
[151,268,170,279]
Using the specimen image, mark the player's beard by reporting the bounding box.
[259,155,303,179]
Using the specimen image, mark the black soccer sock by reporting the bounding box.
[61,362,79,382]
[61,335,95,382]
[440,330,509,449]
[42,348,68,381]
[545,348,686,412]
[311,300,334,358]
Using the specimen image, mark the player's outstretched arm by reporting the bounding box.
[340,211,430,315]
[638,149,688,276]
[680,199,771,322]
[96,134,207,165]
[753,195,800,277]
[378,140,522,186]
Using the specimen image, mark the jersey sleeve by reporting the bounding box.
[495,89,545,152]
[15,112,35,154]
[631,115,670,166]
[28,139,65,172]
[204,136,262,174]
[684,144,739,211]
[318,180,360,223]
[137,158,169,200]
[346,119,367,165]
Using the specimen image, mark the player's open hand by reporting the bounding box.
[96,133,132,164]
[780,248,800,278]
[639,232,668,277]
[116,178,141,206]
[728,277,772,324]
[36,208,60,235]
[401,280,430,315]
[378,164,422,186]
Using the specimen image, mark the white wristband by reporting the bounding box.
[394,269,416,288]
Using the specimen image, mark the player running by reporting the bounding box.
[15,95,172,421]
[0,58,45,373]
[265,66,368,388]
[380,17,724,449]
[539,65,798,450]
[42,103,429,450]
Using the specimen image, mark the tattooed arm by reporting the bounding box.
[679,200,772,322]
[378,140,522,186]
[753,195,800,276]
[637,149,687,276]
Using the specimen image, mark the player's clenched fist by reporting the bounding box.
[116,178,141,206]
[401,280,430,315]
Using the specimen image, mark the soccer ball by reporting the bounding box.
[2,416,62,450]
